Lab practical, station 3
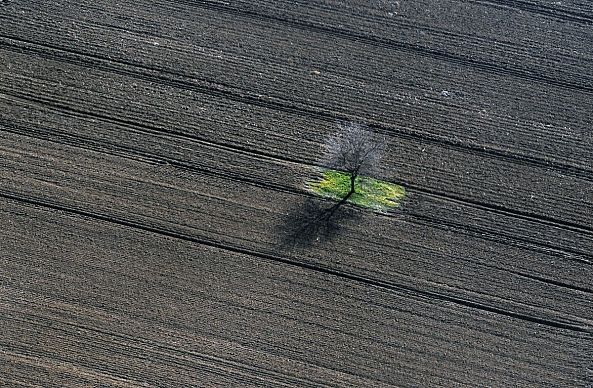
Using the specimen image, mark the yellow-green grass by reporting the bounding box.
[308,170,406,212]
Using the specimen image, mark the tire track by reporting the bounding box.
[2,2,590,385]
[471,0,593,24]
[2,97,593,263]
[510,271,593,295]
[165,0,593,94]
[2,123,590,281]
[3,84,593,234]
[0,351,139,387]
[182,0,593,93]
[1,36,592,183]
[400,181,593,236]
[1,191,590,334]
[5,285,446,375]
[6,217,574,386]
[2,311,321,388]
[406,212,592,266]
[0,119,300,197]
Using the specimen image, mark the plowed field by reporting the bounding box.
[1,0,592,386]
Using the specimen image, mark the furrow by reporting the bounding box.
[2,35,593,181]
[0,119,168,167]
[0,100,304,170]
[2,103,592,262]
[2,312,316,388]
[0,350,142,387]
[1,191,590,334]
[511,271,593,295]
[187,0,593,93]
[471,0,593,24]
[402,182,593,236]
[0,121,302,198]
[196,0,593,86]
[406,212,592,265]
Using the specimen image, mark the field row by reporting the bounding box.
[1,45,592,230]
[2,195,589,386]
[1,0,592,168]
[1,0,592,385]
[1,127,591,333]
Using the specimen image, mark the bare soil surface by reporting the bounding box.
[1,0,592,386]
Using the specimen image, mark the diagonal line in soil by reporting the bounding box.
[1,191,591,334]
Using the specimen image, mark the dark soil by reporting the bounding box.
[0,0,591,386]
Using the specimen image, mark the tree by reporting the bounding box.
[281,122,386,247]
[324,121,386,202]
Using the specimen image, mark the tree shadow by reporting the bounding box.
[278,196,361,250]
[277,122,384,250]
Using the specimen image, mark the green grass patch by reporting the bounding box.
[308,170,406,212]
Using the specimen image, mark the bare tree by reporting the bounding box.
[324,121,386,201]
[280,122,386,248]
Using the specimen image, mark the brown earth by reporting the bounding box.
[0,0,592,386]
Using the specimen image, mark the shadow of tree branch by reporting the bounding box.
[278,196,361,250]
